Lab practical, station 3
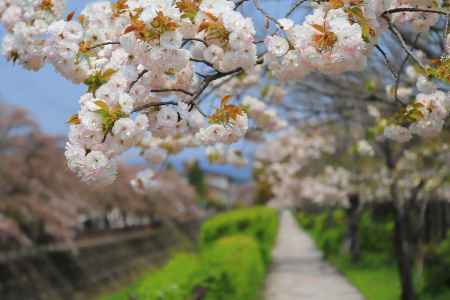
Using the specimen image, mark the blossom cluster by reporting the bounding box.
[264,0,444,79]
[255,128,335,207]
[299,166,352,207]
[1,0,65,70]
[0,0,447,188]
[384,75,450,143]
[0,0,258,186]
[205,144,247,167]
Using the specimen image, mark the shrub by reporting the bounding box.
[101,254,199,300]
[110,236,264,300]
[424,233,450,294]
[192,235,265,300]
[135,254,200,300]
[200,207,278,264]
[103,207,276,300]
[297,212,316,229]
[318,227,345,257]
[358,212,394,256]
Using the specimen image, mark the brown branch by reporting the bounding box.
[254,0,306,44]
[182,38,208,48]
[234,0,249,10]
[286,0,308,18]
[189,67,246,108]
[128,69,149,93]
[190,58,215,69]
[383,7,448,17]
[383,15,426,70]
[444,14,449,42]
[394,34,421,103]
[252,0,285,31]
[132,101,178,113]
[375,44,398,80]
[87,41,120,51]
[151,88,194,97]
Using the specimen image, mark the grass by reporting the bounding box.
[297,211,450,300]
[98,207,278,300]
[330,255,401,300]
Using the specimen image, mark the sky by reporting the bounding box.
[0,0,303,181]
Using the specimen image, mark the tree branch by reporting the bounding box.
[151,88,194,97]
[383,16,426,70]
[182,38,208,48]
[375,44,398,80]
[128,69,149,93]
[234,0,249,10]
[252,0,285,32]
[86,41,120,51]
[132,101,178,113]
[383,7,448,17]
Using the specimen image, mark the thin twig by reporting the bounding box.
[252,0,285,32]
[394,34,421,103]
[189,67,245,110]
[383,15,426,70]
[132,101,178,113]
[444,14,449,42]
[128,69,149,93]
[286,0,308,18]
[254,0,306,44]
[181,38,208,48]
[190,58,215,69]
[375,44,398,80]
[151,88,194,97]
[234,0,249,10]
[87,41,120,51]
[383,7,448,17]
[190,102,208,117]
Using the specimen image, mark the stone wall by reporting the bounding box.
[0,220,200,300]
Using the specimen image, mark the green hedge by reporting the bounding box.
[103,236,264,300]
[102,208,278,300]
[296,210,394,259]
[200,207,278,264]
[135,254,200,300]
[297,210,346,257]
[191,235,265,300]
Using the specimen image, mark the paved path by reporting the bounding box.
[264,211,364,300]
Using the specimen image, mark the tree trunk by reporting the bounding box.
[394,207,416,300]
[347,193,360,264]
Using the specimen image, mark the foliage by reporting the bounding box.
[331,255,401,300]
[296,209,394,259]
[191,235,265,300]
[358,212,395,256]
[298,210,401,300]
[298,209,450,300]
[423,232,450,294]
[200,207,278,264]
[186,160,206,196]
[101,208,276,300]
[102,254,199,300]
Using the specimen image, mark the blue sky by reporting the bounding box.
[0,0,303,180]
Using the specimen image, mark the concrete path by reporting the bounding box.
[264,211,364,300]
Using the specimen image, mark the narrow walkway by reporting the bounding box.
[264,211,364,300]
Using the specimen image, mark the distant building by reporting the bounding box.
[204,170,255,208]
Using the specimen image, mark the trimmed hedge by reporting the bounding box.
[135,254,200,300]
[102,208,278,300]
[296,210,394,259]
[200,207,278,264]
[104,236,265,300]
[191,235,265,300]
